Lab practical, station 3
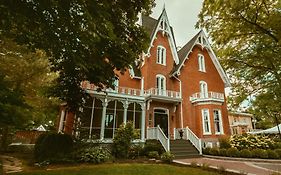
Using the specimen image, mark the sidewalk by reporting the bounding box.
[174,157,281,175]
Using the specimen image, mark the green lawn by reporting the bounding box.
[14,163,222,175]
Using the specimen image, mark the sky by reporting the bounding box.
[151,0,204,47]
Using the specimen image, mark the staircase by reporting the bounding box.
[170,139,201,159]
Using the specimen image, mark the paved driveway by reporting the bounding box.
[174,157,281,175]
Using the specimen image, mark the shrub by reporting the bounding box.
[219,148,227,157]
[273,142,281,149]
[34,132,73,162]
[252,149,268,159]
[147,151,159,159]
[240,149,252,158]
[275,149,281,158]
[226,147,240,157]
[202,147,211,155]
[78,146,111,164]
[267,150,279,159]
[160,151,175,163]
[230,134,275,150]
[129,144,144,159]
[112,122,137,159]
[143,140,165,156]
[219,136,231,149]
[209,147,219,156]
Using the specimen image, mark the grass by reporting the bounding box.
[14,163,223,175]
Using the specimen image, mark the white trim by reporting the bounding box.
[214,109,224,135]
[199,81,208,98]
[153,107,170,138]
[146,8,179,65]
[198,54,206,72]
[194,102,223,106]
[156,45,166,65]
[202,109,211,135]
[156,74,166,95]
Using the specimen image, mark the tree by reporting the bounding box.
[0,0,154,112]
[197,0,281,127]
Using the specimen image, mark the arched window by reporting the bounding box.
[156,74,166,95]
[198,54,205,72]
[157,46,166,65]
[199,81,208,98]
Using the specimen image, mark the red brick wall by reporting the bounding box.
[15,131,45,144]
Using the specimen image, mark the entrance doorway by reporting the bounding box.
[154,109,169,137]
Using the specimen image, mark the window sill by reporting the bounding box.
[203,133,212,136]
[156,63,166,66]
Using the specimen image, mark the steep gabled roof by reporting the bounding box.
[171,30,231,87]
[142,8,179,65]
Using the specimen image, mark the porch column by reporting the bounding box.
[58,110,65,133]
[123,101,129,124]
[100,99,108,140]
[141,103,146,141]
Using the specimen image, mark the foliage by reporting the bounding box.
[197,0,281,125]
[0,0,154,111]
[218,136,231,149]
[240,149,252,158]
[209,147,219,156]
[252,149,268,159]
[147,151,159,159]
[275,149,281,158]
[129,144,144,159]
[202,147,211,155]
[34,132,73,162]
[78,146,111,164]
[143,139,165,156]
[230,134,275,150]
[160,152,175,164]
[267,150,279,159]
[112,122,138,159]
[226,147,240,157]
[218,148,227,157]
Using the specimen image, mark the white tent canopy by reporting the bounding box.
[249,124,281,134]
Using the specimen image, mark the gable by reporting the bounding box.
[171,30,231,87]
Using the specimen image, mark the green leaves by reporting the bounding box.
[0,0,154,111]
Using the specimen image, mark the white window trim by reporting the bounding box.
[214,109,224,135]
[199,81,208,98]
[157,46,166,65]
[202,109,211,135]
[198,54,206,72]
[156,74,166,95]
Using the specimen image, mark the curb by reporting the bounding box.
[203,155,281,163]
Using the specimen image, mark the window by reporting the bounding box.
[198,54,205,72]
[214,110,223,134]
[157,46,166,65]
[199,81,208,98]
[202,109,211,135]
[156,74,166,95]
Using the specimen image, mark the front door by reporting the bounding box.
[154,109,168,137]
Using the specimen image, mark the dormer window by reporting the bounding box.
[157,46,166,65]
[198,54,206,72]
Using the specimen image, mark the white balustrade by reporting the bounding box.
[190,91,224,103]
[147,126,170,152]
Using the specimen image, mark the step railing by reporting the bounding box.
[147,126,170,152]
[173,127,202,155]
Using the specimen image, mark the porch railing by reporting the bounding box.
[174,127,202,155]
[147,126,170,152]
[145,88,181,98]
[190,91,224,103]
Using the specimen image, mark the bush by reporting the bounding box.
[78,146,111,164]
[203,147,211,155]
[230,134,275,150]
[267,150,279,159]
[34,132,73,162]
[275,149,281,158]
[209,147,219,156]
[143,140,165,156]
[219,148,227,157]
[160,152,174,163]
[147,151,159,159]
[273,142,281,149]
[226,147,240,157]
[252,149,268,159]
[240,149,252,158]
[128,144,144,159]
[219,136,231,149]
[112,122,138,159]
